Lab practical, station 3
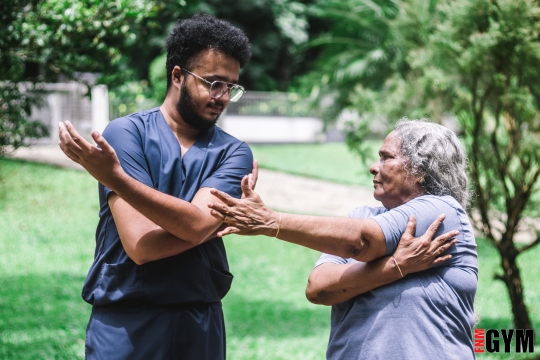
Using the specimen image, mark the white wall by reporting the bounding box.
[219,115,325,143]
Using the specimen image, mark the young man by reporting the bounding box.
[58,14,253,359]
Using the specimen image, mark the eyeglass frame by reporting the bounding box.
[181,68,246,102]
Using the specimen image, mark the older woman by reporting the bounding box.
[208,119,477,359]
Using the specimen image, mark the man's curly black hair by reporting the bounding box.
[165,14,252,91]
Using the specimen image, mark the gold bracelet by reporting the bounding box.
[275,212,282,238]
[391,257,404,278]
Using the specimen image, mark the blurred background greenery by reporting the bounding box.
[2,0,540,358]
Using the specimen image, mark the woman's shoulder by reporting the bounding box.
[396,194,466,218]
[348,205,387,219]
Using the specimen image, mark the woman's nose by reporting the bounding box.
[369,163,378,175]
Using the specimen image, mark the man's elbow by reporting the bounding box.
[182,231,210,245]
[122,240,155,265]
[182,223,219,245]
[127,250,150,266]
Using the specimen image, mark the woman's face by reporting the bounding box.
[369,131,425,209]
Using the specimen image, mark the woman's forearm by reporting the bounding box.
[306,257,403,306]
[209,187,387,262]
[253,211,387,262]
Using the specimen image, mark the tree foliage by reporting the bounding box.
[0,0,158,156]
[307,0,540,329]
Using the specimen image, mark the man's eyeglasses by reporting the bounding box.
[182,68,245,102]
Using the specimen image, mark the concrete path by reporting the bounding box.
[7,145,380,217]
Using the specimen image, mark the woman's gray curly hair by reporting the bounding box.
[394,118,470,208]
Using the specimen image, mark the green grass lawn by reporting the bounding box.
[250,142,380,187]
[0,158,539,359]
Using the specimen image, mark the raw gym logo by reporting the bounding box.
[473,329,535,353]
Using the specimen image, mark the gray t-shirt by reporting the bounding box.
[315,195,478,360]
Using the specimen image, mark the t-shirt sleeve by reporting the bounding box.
[200,142,253,199]
[313,206,386,268]
[314,253,350,268]
[373,197,454,256]
[100,118,153,199]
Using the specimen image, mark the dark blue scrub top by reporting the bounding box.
[82,108,253,307]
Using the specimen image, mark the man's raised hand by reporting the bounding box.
[58,121,125,190]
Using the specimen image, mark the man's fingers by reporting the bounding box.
[58,142,81,164]
[423,214,446,239]
[59,122,83,153]
[209,188,236,206]
[58,141,80,161]
[91,130,115,155]
[65,121,93,151]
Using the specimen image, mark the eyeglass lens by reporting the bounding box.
[209,82,244,102]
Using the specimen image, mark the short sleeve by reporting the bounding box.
[313,205,385,268]
[101,118,153,199]
[200,142,253,199]
[373,197,455,256]
[314,253,350,268]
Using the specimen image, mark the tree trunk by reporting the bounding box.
[498,244,532,329]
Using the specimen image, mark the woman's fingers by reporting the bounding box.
[435,238,457,255]
[209,188,237,206]
[402,215,417,240]
[422,214,446,240]
[433,254,453,265]
[241,175,255,198]
[250,159,258,191]
[210,208,227,219]
[216,226,239,237]
[432,230,459,249]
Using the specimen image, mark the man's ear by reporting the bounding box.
[171,66,184,89]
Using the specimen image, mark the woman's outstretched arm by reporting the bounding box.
[208,176,455,263]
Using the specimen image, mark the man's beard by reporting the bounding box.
[176,82,222,132]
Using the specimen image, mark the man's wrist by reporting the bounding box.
[105,167,130,194]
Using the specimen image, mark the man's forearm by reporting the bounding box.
[306,257,402,306]
[110,172,216,244]
[125,228,199,265]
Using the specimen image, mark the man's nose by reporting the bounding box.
[213,88,230,102]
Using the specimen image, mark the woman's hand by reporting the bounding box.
[208,175,279,237]
[393,214,458,276]
[243,159,258,195]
